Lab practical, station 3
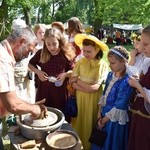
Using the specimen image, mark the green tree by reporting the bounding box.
[0,0,150,40]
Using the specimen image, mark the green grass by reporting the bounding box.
[107,44,134,51]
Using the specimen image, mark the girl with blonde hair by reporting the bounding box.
[29,28,76,122]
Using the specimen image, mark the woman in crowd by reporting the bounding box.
[32,24,46,91]
[67,17,84,61]
[69,34,108,150]
[128,29,144,77]
[129,29,143,66]
[51,21,68,41]
[51,21,65,33]
[28,28,75,122]
[128,25,150,150]
[33,23,46,53]
[91,46,133,150]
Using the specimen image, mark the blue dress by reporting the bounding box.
[91,72,133,150]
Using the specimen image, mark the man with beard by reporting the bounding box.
[0,27,46,149]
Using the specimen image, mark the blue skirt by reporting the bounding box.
[91,121,129,150]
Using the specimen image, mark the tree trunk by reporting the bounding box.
[93,0,103,36]
[94,18,103,36]
[0,0,9,40]
[23,7,31,27]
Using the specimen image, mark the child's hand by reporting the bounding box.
[129,76,147,100]
[37,70,48,82]
[69,76,78,84]
[129,49,139,66]
[98,116,109,129]
[98,117,105,129]
[130,49,138,58]
[128,76,139,88]
[57,73,66,83]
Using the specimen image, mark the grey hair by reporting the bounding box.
[8,27,38,44]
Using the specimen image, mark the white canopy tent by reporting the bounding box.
[113,24,143,30]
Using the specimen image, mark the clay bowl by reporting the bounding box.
[23,111,58,127]
[46,129,79,150]
[16,107,65,140]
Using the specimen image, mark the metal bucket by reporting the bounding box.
[16,107,65,140]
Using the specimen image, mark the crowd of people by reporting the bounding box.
[0,16,150,150]
[97,28,132,46]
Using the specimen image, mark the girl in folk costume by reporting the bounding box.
[92,46,133,150]
[128,25,150,150]
[69,34,109,150]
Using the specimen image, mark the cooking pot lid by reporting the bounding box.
[23,111,58,127]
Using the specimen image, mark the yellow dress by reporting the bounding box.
[71,58,108,150]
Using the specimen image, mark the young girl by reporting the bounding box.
[51,21,65,33]
[129,29,143,65]
[51,21,68,41]
[28,24,46,98]
[69,34,109,150]
[28,28,75,122]
[67,17,84,61]
[33,23,46,53]
[128,25,150,150]
[91,46,133,150]
[126,30,143,107]
[127,29,144,77]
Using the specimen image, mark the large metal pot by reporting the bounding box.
[16,107,65,140]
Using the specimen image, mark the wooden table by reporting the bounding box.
[8,122,83,150]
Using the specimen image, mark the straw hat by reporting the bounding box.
[74,34,109,51]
